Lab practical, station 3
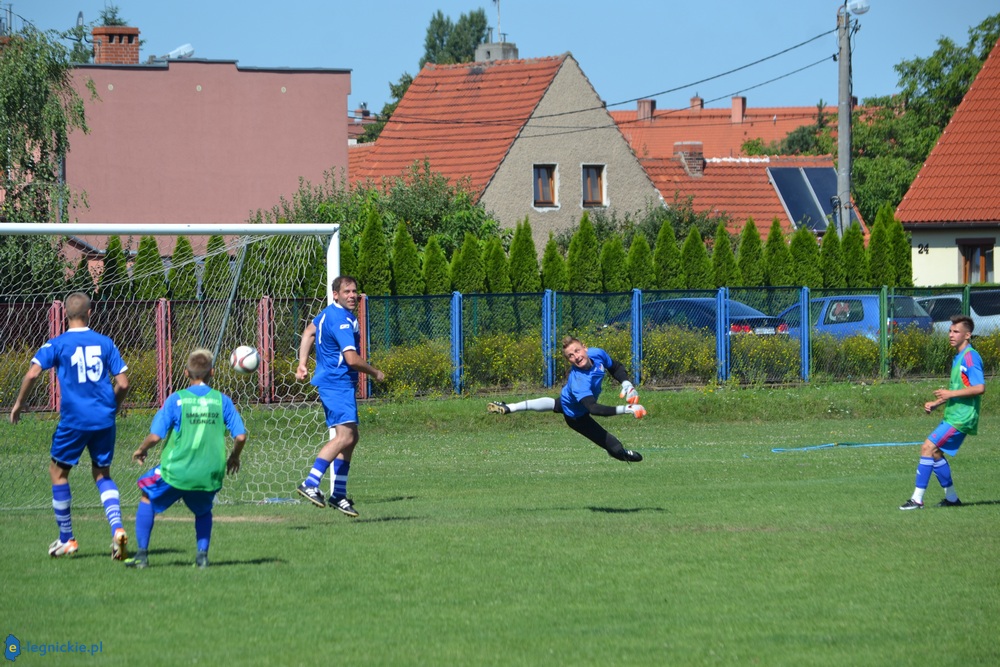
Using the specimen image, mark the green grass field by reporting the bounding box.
[2,382,1000,666]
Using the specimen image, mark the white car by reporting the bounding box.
[914,291,1000,335]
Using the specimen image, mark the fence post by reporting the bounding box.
[358,294,370,400]
[256,296,274,404]
[155,298,172,406]
[630,288,642,385]
[962,283,971,315]
[47,300,65,411]
[450,291,463,394]
[542,290,554,388]
[715,288,730,382]
[799,287,810,383]
[879,285,890,379]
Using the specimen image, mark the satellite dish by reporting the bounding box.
[846,0,870,15]
[166,44,195,59]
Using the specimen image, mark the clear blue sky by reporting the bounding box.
[15,1,1000,115]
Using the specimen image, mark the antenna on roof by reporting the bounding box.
[492,0,501,42]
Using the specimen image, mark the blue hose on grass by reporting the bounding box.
[771,441,921,453]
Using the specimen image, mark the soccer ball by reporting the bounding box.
[229,345,259,374]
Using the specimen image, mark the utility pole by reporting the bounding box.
[836,0,869,236]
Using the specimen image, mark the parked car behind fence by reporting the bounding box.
[914,290,1000,335]
[609,297,789,335]
[778,295,932,340]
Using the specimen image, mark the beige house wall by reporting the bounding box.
[480,56,662,252]
[908,228,1000,286]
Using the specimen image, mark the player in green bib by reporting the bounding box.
[124,349,247,568]
[900,315,985,510]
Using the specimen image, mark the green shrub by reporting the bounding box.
[371,340,452,399]
[464,331,543,389]
[971,330,1000,376]
[810,333,879,381]
[891,326,950,377]
[641,326,715,385]
[730,335,800,384]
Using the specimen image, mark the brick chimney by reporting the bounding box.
[637,99,656,122]
[690,95,704,112]
[92,26,140,65]
[674,141,705,177]
[731,96,746,124]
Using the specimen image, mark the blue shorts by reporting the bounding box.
[136,467,217,515]
[50,424,117,468]
[928,421,967,457]
[318,384,358,427]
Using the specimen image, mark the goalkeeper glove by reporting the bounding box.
[619,380,639,405]
[616,404,647,419]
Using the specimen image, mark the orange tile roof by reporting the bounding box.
[611,99,836,159]
[350,55,567,196]
[642,155,841,236]
[348,142,374,180]
[896,39,1000,224]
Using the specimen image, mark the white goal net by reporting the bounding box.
[0,223,340,509]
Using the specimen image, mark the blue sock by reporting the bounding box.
[304,458,331,488]
[915,457,934,490]
[52,483,73,542]
[933,458,954,489]
[96,477,124,534]
[333,459,351,498]
[135,501,155,551]
[194,512,212,554]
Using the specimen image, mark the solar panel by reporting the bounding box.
[769,167,850,233]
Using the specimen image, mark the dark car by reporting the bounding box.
[778,295,932,340]
[610,298,788,335]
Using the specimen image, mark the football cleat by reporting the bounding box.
[329,496,359,517]
[936,498,963,507]
[111,528,129,561]
[124,551,148,569]
[899,499,924,511]
[195,552,209,569]
[296,483,326,508]
[622,449,643,463]
[49,538,79,558]
[487,401,510,415]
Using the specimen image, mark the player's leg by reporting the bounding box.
[329,427,360,516]
[488,397,556,414]
[296,386,354,507]
[89,424,128,559]
[931,429,965,507]
[181,491,216,568]
[563,414,642,462]
[48,425,85,557]
[127,469,181,568]
[901,423,961,510]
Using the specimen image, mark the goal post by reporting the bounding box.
[0,223,343,509]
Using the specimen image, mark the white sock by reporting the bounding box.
[945,486,959,502]
[912,488,926,504]
[508,397,555,413]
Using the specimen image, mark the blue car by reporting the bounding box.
[609,298,788,335]
[778,295,932,340]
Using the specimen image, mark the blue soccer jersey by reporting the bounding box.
[149,384,246,442]
[32,327,127,430]
[311,302,359,388]
[560,347,613,419]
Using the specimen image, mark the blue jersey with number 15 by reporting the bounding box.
[32,327,127,430]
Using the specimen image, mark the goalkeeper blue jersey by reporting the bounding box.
[311,302,359,388]
[31,327,127,430]
[560,347,612,419]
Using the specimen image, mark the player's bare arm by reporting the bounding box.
[10,363,43,424]
[132,433,162,465]
[343,349,385,383]
[295,322,317,381]
[227,433,248,474]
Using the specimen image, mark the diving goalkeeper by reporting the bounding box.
[488,335,645,462]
